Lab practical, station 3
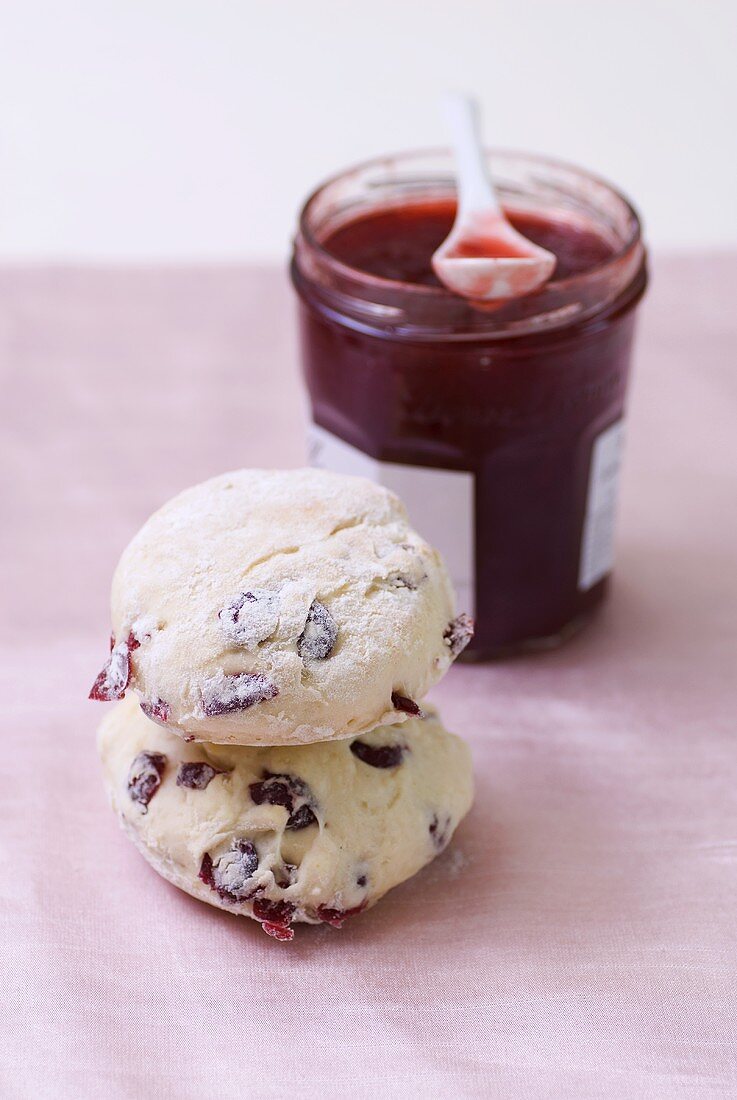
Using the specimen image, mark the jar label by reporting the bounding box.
[308,424,475,614]
[578,419,625,591]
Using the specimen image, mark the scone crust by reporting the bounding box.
[105,468,463,745]
[99,694,474,937]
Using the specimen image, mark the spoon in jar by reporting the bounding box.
[432,93,556,300]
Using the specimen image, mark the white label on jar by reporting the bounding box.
[308,424,475,614]
[578,420,625,591]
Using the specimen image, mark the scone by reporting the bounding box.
[89,468,473,745]
[98,694,473,940]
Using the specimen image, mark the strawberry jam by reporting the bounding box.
[292,151,647,657]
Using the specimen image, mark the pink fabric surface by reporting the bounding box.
[2,258,736,1099]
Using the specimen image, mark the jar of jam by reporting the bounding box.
[291,150,647,658]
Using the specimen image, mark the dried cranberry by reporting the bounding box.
[250,772,297,809]
[198,852,216,890]
[297,600,338,661]
[253,898,296,942]
[262,921,295,941]
[274,863,297,889]
[89,640,131,701]
[201,672,278,717]
[286,804,318,831]
[199,839,259,903]
[391,692,423,717]
[429,812,452,851]
[316,901,368,928]
[126,632,141,651]
[219,590,280,649]
[127,751,166,812]
[140,697,171,725]
[350,740,406,769]
[250,772,317,829]
[176,762,224,790]
[444,613,475,658]
[252,898,295,926]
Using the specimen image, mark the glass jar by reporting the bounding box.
[291,150,647,658]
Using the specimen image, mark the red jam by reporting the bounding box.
[325,201,615,285]
[292,152,647,657]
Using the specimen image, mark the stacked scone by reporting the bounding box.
[91,469,474,941]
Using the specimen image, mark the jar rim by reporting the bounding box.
[297,146,644,298]
[293,147,646,340]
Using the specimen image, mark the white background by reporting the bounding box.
[0,0,735,261]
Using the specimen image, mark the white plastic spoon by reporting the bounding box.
[432,94,556,301]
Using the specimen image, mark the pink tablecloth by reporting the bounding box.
[2,259,736,1099]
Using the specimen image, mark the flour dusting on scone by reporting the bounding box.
[89,468,473,746]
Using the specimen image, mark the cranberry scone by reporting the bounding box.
[98,693,473,940]
[90,468,473,745]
